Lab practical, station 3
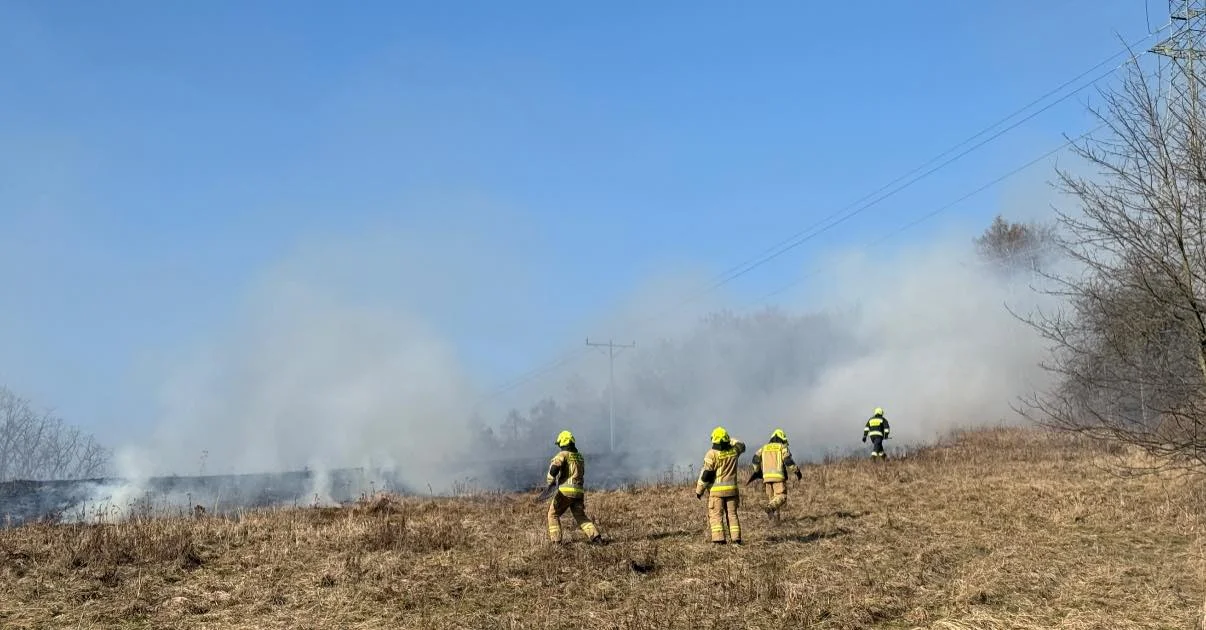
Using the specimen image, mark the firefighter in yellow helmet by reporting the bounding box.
[863,407,890,459]
[694,426,746,545]
[750,428,801,523]
[544,430,602,544]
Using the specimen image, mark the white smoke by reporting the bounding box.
[53,216,522,520]
[55,212,1066,521]
[786,238,1060,454]
[143,276,474,488]
[61,446,158,523]
[504,228,1066,471]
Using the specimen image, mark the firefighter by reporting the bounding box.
[750,428,802,523]
[862,407,891,459]
[694,426,746,545]
[545,430,602,544]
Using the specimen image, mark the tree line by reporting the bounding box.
[880,54,1206,472]
[1014,57,1206,470]
[0,385,111,482]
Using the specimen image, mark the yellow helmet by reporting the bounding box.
[771,428,788,442]
[555,430,575,447]
[873,407,884,416]
[710,426,730,443]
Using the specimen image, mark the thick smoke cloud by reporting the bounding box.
[148,280,474,482]
[482,230,1063,479]
[64,217,527,520]
[787,239,1059,454]
[63,216,1062,521]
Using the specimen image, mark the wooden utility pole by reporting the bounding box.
[585,338,636,452]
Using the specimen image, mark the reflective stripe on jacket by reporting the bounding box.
[757,443,787,482]
[696,440,746,497]
[864,415,889,438]
[547,450,586,498]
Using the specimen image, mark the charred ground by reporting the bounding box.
[0,450,675,529]
[0,427,1201,629]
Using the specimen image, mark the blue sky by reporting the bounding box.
[0,1,1161,443]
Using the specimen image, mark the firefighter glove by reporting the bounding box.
[695,490,703,500]
[862,436,867,443]
[794,470,802,481]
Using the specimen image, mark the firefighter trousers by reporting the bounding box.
[707,494,741,543]
[547,492,600,542]
[763,480,787,512]
[870,435,886,458]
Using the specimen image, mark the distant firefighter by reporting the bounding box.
[543,430,602,544]
[695,426,747,545]
[863,407,891,459]
[750,428,802,523]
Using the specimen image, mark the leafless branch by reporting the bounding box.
[1016,55,1206,472]
[0,385,112,481]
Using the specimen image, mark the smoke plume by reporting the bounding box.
[473,227,1064,482]
[58,215,1064,522]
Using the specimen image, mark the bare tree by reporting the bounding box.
[975,214,1058,277]
[1020,52,1206,469]
[0,385,112,481]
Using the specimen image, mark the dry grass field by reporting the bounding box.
[1,427,1204,629]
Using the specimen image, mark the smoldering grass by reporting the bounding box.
[0,427,1202,629]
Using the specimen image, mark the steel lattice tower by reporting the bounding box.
[1151,1,1206,121]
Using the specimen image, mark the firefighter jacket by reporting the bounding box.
[752,441,800,483]
[695,439,746,498]
[547,446,586,498]
[864,414,890,439]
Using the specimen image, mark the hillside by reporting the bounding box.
[0,427,1202,629]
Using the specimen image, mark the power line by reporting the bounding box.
[479,122,1104,406]
[630,41,1163,325]
[1151,1,1206,116]
[585,338,636,452]
[474,347,593,403]
[749,123,1107,306]
[710,28,1161,277]
[473,27,1167,405]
